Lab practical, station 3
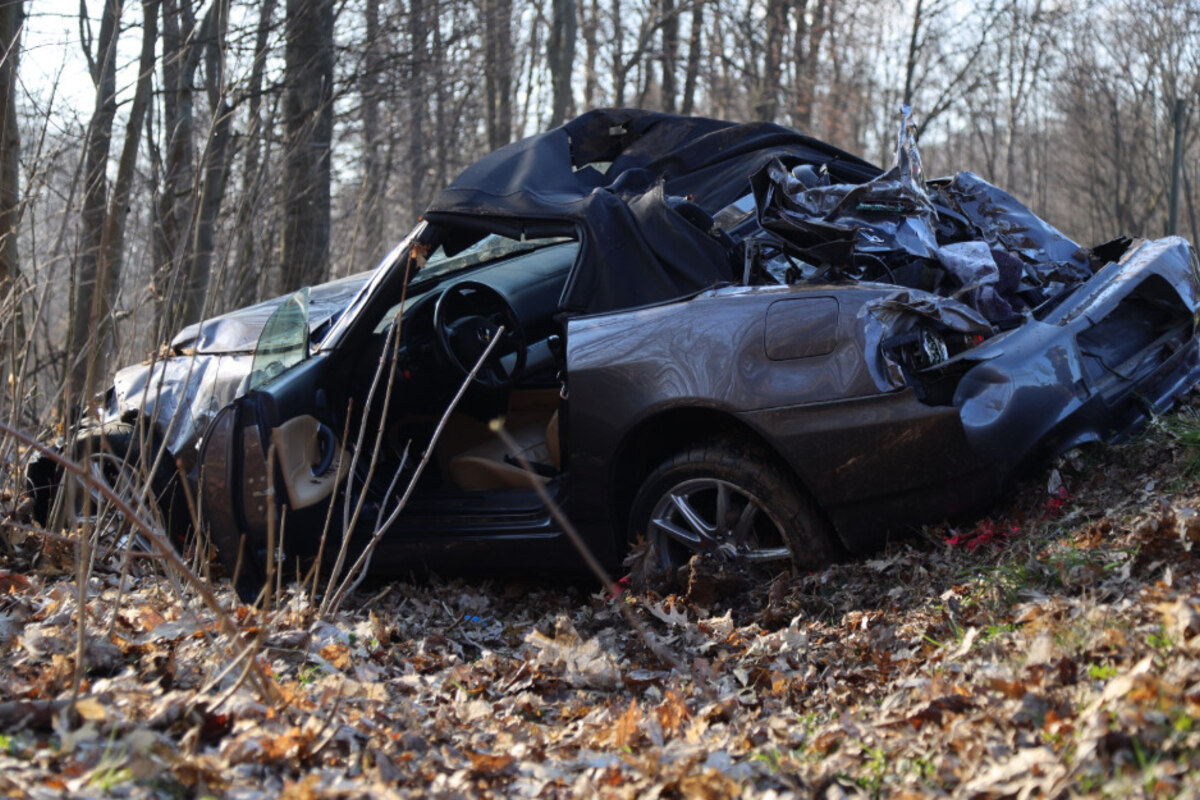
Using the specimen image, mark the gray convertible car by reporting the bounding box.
[33,108,1200,598]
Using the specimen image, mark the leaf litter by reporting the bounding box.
[8,397,1200,795]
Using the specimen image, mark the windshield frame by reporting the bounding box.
[316,222,426,352]
[318,218,583,354]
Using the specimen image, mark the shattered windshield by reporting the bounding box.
[414,233,572,287]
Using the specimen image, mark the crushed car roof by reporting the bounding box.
[426,108,881,314]
[426,107,1103,322]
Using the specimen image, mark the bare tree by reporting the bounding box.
[0,0,21,309]
[280,0,334,292]
[230,0,278,304]
[659,0,678,112]
[547,0,576,127]
[150,0,198,334]
[680,0,703,114]
[183,0,235,323]
[483,0,514,148]
[68,0,159,404]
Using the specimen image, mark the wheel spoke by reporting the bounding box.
[714,482,730,534]
[650,516,705,548]
[730,499,758,547]
[671,490,717,540]
[645,476,793,568]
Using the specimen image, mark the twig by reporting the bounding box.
[323,328,506,615]
[0,420,282,706]
[493,422,710,696]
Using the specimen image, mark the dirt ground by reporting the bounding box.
[5,398,1200,798]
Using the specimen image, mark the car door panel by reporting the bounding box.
[199,351,335,600]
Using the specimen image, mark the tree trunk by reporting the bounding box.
[359,0,384,267]
[791,0,825,130]
[68,0,121,403]
[408,0,427,217]
[660,0,678,112]
[581,0,599,108]
[680,0,702,115]
[153,0,197,334]
[183,0,233,325]
[902,0,924,108]
[280,0,334,293]
[757,0,787,121]
[231,0,277,304]
[611,0,624,105]
[70,0,159,403]
[547,0,576,127]
[0,0,23,360]
[483,0,513,150]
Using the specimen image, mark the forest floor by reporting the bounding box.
[5,398,1200,798]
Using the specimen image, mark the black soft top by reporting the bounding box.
[425,108,881,314]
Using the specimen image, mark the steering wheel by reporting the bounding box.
[433,281,528,389]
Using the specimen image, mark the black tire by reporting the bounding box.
[628,439,838,573]
[62,423,190,557]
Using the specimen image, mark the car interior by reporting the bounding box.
[338,224,581,506]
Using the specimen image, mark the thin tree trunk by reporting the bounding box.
[231,0,276,304]
[183,0,233,324]
[611,0,624,105]
[408,0,427,217]
[680,0,702,115]
[483,0,513,149]
[281,0,334,292]
[359,0,384,266]
[660,0,678,112]
[153,0,198,334]
[756,0,786,121]
[0,0,23,361]
[902,0,924,108]
[791,0,824,130]
[581,0,599,108]
[74,0,158,403]
[547,0,577,127]
[68,0,121,404]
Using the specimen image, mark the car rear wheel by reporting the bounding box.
[629,439,837,573]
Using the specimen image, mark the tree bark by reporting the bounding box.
[547,0,576,127]
[182,0,233,324]
[791,0,825,130]
[280,0,334,293]
[756,0,787,121]
[231,0,277,304]
[69,0,159,403]
[680,0,702,115]
[660,0,678,112]
[152,0,197,333]
[611,0,624,105]
[408,0,427,216]
[359,0,384,267]
[0,0,22,376]
[581,0,599,108]
[483,0,513,149]
[68,0,121,403]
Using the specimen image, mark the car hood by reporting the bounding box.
[169,271,372,355]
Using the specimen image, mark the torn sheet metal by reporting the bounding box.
[171,271,371,355]
[110,352,254,474]
[860,290,994,389]
[745,107,1094,324]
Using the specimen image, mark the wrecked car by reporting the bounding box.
[33,107,1200,598]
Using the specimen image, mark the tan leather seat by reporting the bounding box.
[448,411,560,490]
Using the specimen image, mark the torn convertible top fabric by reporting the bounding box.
[425,108,881,314]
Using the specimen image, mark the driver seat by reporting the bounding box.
[447,411,560,491]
